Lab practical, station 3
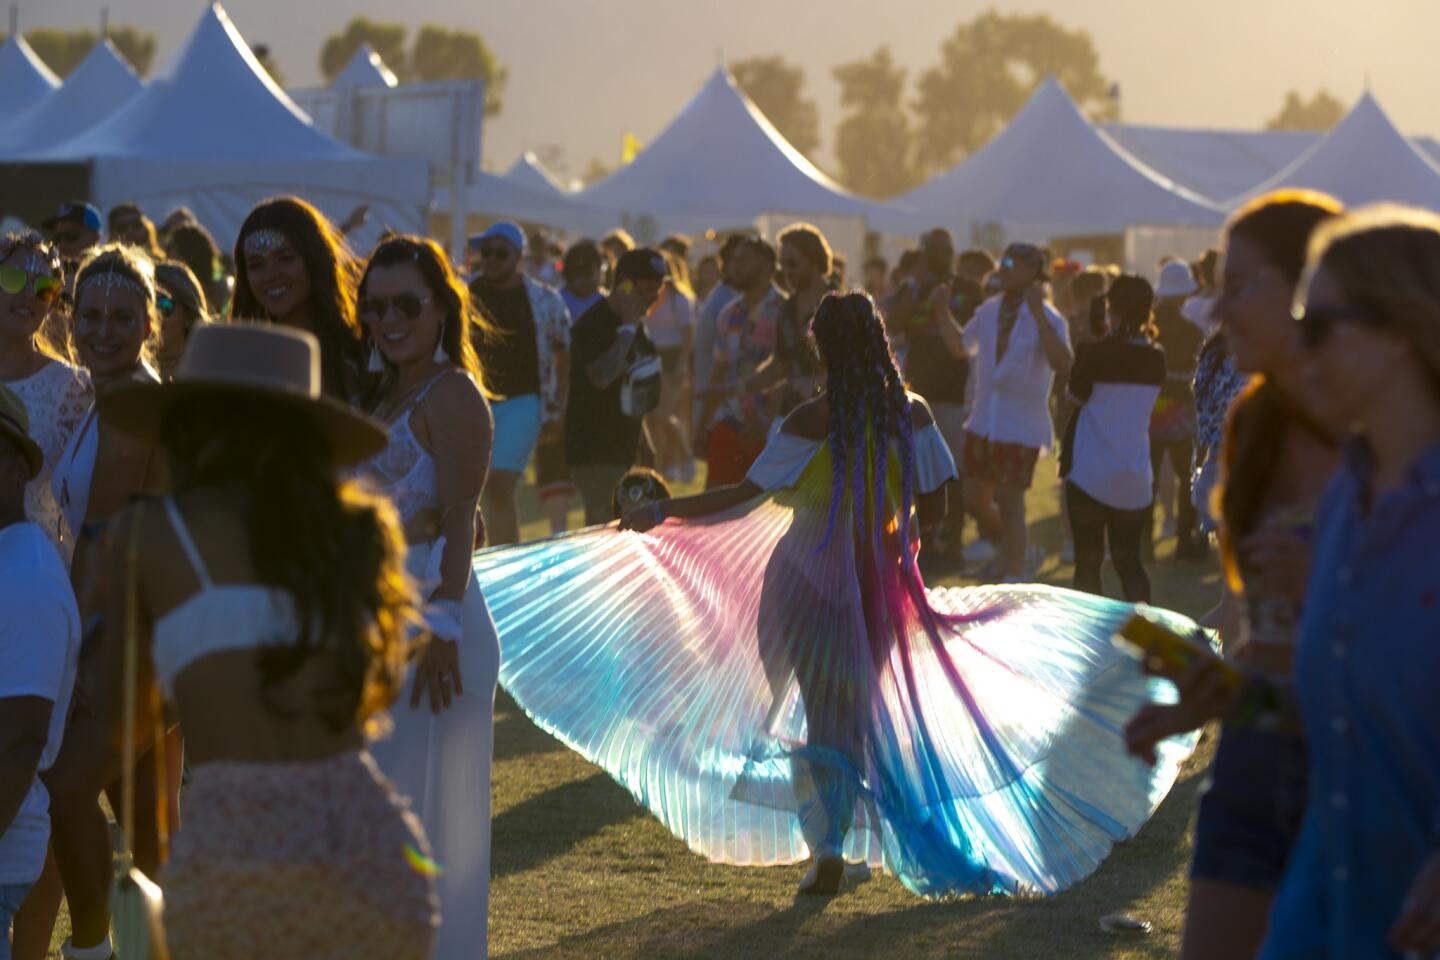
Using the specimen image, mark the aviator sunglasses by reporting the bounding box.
[0,265,62,301]
[359,291,432,321]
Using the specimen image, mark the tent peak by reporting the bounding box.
[335,41,398,88]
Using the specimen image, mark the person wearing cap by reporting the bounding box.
[954,241,1073,582]
[42,203,102,271]
[468,220,572,546]
[0,384,82,960]
[565,247,666,524]
[82,323,436,958]
[1150,259,1207,561]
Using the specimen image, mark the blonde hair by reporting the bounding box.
[1301,203,1440,391]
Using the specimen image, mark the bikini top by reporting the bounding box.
[150,498,299,700]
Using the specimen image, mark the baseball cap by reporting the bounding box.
[475,220,526,255]
[1001,242,1048,279]
[43,201,103,233]
[0,384,42,480]
[614,247,669,285]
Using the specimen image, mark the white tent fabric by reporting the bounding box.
[875,77,1223,241]
[0,36,59,108]
[1240,93,1440,211]
[25,4,427,249]
[1105,125,1316,204]
[503,152,569,196]
[333,43,397,88]
[0,41,141,154]
[574,68,885,237]
[436,172,616,237]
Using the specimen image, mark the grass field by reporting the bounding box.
[46,454,1222,959]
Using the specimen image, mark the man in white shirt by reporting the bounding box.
[0,385,81,958]
[959,243,1073,581]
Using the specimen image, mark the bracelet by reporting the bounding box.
[423,599,464,644]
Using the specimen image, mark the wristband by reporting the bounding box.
[424,598,464,644]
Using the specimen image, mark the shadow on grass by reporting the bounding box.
[494,690,567,762]
[491,769,645,879]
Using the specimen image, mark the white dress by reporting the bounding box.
[5,360,93,566]
[359,372,500,960]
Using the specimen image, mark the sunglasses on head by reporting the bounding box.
[0,265,62,301]
[479,245,513,261]
[360,291,432,321]
[1293,303,1385,350]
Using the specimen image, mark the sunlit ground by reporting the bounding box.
[47,453,1220,958]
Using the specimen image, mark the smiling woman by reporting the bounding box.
[231,197,366,401]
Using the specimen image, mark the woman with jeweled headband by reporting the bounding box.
[0,231,93,563]
[231,197,367,402]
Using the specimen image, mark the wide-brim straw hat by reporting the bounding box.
[98,323,387,467]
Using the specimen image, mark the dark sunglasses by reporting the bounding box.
[1293,303,1385,350]
[0,265,62,301]
[157,294,176,317]
[479,245,513,261]
[360,291,432,321]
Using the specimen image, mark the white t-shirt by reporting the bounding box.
[962,295,1071,450]
[0,522,82,884]
[645,286,694,349]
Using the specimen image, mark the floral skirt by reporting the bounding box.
[161,750,437,959]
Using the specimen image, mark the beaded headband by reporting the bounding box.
[243,228,288,257]
[76,268,152,301]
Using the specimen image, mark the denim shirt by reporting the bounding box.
[1262,438,1440,960]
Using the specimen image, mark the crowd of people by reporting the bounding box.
[0,186,1434,960]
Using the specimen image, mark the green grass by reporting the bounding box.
[47,455,1221,959]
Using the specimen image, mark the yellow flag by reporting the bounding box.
[621,132,643,165]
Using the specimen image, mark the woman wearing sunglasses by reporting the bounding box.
[231,197,367,402]
[0,232,93,564]
[355,236,500,960]
[14,246,169,960]
[153,260,210,381]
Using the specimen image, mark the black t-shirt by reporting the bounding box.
[902,274,976,407]
[565,298,656,468]
[1152,305,1204,404]
[471,280,540,399]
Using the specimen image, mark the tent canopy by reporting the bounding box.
[575,68,883,235]
[878,77,1223,241]
[1105,125,1316,204]
[503,152,569,196]
[1240,93,1440,211]
[0,41,141,154]
[24,4,427,247]
[333,43,397,88]
[0,36,59,107]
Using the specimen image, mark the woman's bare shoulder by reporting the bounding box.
[780,397,830,440]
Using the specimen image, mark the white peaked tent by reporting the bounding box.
[876,77,1223,241]
[28,4,427,247]
[503,152,569,195]
[0,35,59,108]
[1105,125,1316,204]
[575,68,884,237]
[0,41,141,153]
[1240,93,1440,210]
[332,43,397,88]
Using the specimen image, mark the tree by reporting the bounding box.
[319,17,409,83]
[410,25,507,116]
[913,10,1114,174]
[833,47,921,199]
[730,55,821,158]
[1265,89,1345,131]
[251,43,284,87]
[16,26,155,77]
[579,158,612,188]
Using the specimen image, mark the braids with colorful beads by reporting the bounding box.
[810,292,916,558]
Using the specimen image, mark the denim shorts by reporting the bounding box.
[1190,725,1308,889]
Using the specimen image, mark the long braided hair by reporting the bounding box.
[810,292,916,558]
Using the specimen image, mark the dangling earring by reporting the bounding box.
[367,342,384,372]
[433,321,448,364]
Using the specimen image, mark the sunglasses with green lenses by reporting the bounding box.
[0,265,62,301]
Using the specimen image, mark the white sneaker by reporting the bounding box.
[962,539,997,565]
[799,848,846,895]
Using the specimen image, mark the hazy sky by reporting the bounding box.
[18,0,1440,179]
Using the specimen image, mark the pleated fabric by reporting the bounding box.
[474,441,1201,898]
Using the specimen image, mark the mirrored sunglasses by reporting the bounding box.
[0,265,62,301]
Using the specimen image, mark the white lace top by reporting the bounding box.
[358,372,450,528]
[6,361,93,564]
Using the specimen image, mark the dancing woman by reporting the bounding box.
[92,323,437,958]
[356,236,500,958]
[476,292,1202,898]
[231,197,368,401]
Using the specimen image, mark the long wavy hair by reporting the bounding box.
[0,231,68,362]
[159,397,414,733]
[810,291,915,556]
[231,197,364,399]
[357,235,493,408]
